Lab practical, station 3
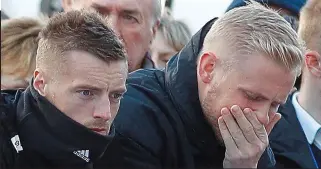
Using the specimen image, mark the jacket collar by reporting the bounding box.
[164,18,221,155]
[16,82,113,166]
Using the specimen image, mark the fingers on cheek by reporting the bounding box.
[218,116,227,131]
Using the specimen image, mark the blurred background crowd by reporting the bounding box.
[1,0,203,88]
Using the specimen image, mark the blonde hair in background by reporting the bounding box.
[1,17,47,88]
[158,16,192,51]
[203,1,305,77]
[298,0,321,55]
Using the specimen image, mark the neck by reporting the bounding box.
[298,82,321,124]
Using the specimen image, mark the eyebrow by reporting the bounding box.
[73,84,104,91]
[122,9,141,16]
[91,3,141,16]
[112,86,127,94]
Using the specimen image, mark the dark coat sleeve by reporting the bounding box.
[0,91,19,169]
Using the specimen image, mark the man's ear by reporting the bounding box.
[198,52,217,84]
[305,51,321,77]
[61,0,75,11]
[33,69,46,96]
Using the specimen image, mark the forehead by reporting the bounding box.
[62,50,127,81]
[91,0,154,14]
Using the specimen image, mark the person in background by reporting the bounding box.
[106,2,304,168]
[1,17,46,90]
[226,0,306,90]
[40,0,63,17]
[269,0,321,167]
[150,16,191,69]
[0,10,128,169]
[62,0,163,72]
[1,11,9,20]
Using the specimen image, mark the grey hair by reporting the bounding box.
[203,1,305,77]
[153,0,162,23]
[158,17,192,51]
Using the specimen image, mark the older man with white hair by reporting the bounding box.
[62,0,163,72]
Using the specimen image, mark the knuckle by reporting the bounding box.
[254,124,264,131]
[251,143,266,155]
[231,129,243,138]
[244,125,254,134]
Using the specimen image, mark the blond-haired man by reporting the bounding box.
[102,2,304,168]
[270,0,321,168]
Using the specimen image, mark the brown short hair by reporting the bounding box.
[1,17,46,80]
[36,9,127,69]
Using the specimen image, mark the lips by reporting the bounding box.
[90,128,106,132]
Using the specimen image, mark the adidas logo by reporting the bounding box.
[73,150,90,162]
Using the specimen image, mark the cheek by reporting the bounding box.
[55,92,93,123]
[220,94,250,110]
[110,102,121,118]
[66,101,95,125]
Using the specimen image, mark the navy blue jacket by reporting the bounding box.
[98,18,276,169]
[270,93,320,168]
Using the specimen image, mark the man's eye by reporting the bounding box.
[123,15,138,23]
[111,93,124,100]
[81,90,93,96]
[246,93,260,101]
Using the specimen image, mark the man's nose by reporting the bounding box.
[93,100,112,121]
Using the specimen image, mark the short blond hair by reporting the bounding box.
[1,17,46,80]
[203,1,305,76]
[298,0,321,54]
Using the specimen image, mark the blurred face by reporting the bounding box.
[34,50,128,135]
[63,0,158,72]
[150,31,178,69]
[197,52,296,141]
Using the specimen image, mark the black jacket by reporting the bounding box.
[98,18,276,169]
[270,93,319,168]
[0,84,114,169]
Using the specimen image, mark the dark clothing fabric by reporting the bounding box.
[226,0,306,17]
[0,83,113,169]
[269,93,319,168]
[311,144,321,168]
[98,18,276,169]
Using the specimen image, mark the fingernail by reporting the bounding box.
[231,105,239,113]
[244,108,251,114]
[221,107,229,115]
